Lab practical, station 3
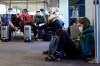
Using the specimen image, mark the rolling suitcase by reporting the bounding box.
[24,25,32,42]
[1,26,9,41]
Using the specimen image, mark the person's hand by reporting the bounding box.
[13,27,18,31]
[23,20,26,23]
[20,18,23,20]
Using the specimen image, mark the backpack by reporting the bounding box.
[48,36,63,59]
[48,36,58,56]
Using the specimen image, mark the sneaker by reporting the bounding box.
[57,58,61,61]
[43,50,48,54]
[45,56,57,61]
[45,55,61,61]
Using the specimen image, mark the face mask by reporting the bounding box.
[8,12,12,14]
[40,11,43,16]
[23,11,27,15]
[55,12,60,15]
[78,27,83,32]
[8,10,12,12]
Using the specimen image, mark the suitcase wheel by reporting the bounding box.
[1,39,8,42]
[24,39,31,42]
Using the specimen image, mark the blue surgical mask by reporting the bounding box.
[8,10,12,14]
[40,11,43,16]
[8,12,12,14]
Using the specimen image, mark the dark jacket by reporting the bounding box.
[4,14,12,26]
[57,30,80,58]
[80,26,94,56]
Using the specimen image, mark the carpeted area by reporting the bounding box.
[0,40,99,66]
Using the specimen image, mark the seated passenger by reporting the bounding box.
[53,8,65,26]
[20,9,38,39]
[35,11,43,27]
[40,8,64,35]
[4,8,16,40]
[19,9,31,32]
[45,17,94,61]
[13,13,20,27]
[35,11,45,39]
[77,17,94,60]
[40,8,48,24]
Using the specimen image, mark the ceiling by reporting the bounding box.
[0,0,80,12]
[0,0,46,4]
[0,0,50,12]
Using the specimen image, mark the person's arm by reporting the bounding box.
[8,14,15,28]
[80,32,94,40]
[26,15,31,24]
[48,16,57,23]
[48,14,57,23]
[19,14,23,24]
[9,21,15,28]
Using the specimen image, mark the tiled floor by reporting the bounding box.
[0,39,99,66]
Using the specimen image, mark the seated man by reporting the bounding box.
[4,8,16,40]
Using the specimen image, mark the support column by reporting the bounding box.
[86,0,100,63]
[95,0,100,63]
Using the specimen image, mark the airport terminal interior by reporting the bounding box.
[0,0,100,66]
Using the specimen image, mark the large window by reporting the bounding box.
[0,4,21,14]
[69,0,85,26]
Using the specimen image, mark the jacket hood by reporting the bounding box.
[82,26,94,34]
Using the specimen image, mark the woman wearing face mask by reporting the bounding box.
[77,17,94,60]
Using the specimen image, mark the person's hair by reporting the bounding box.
[17,13,20,15]
[40,9,45,12]
[8,8,12,10]
[78,17,90,29]
[36,11,40,13]
[22,9,28,13]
